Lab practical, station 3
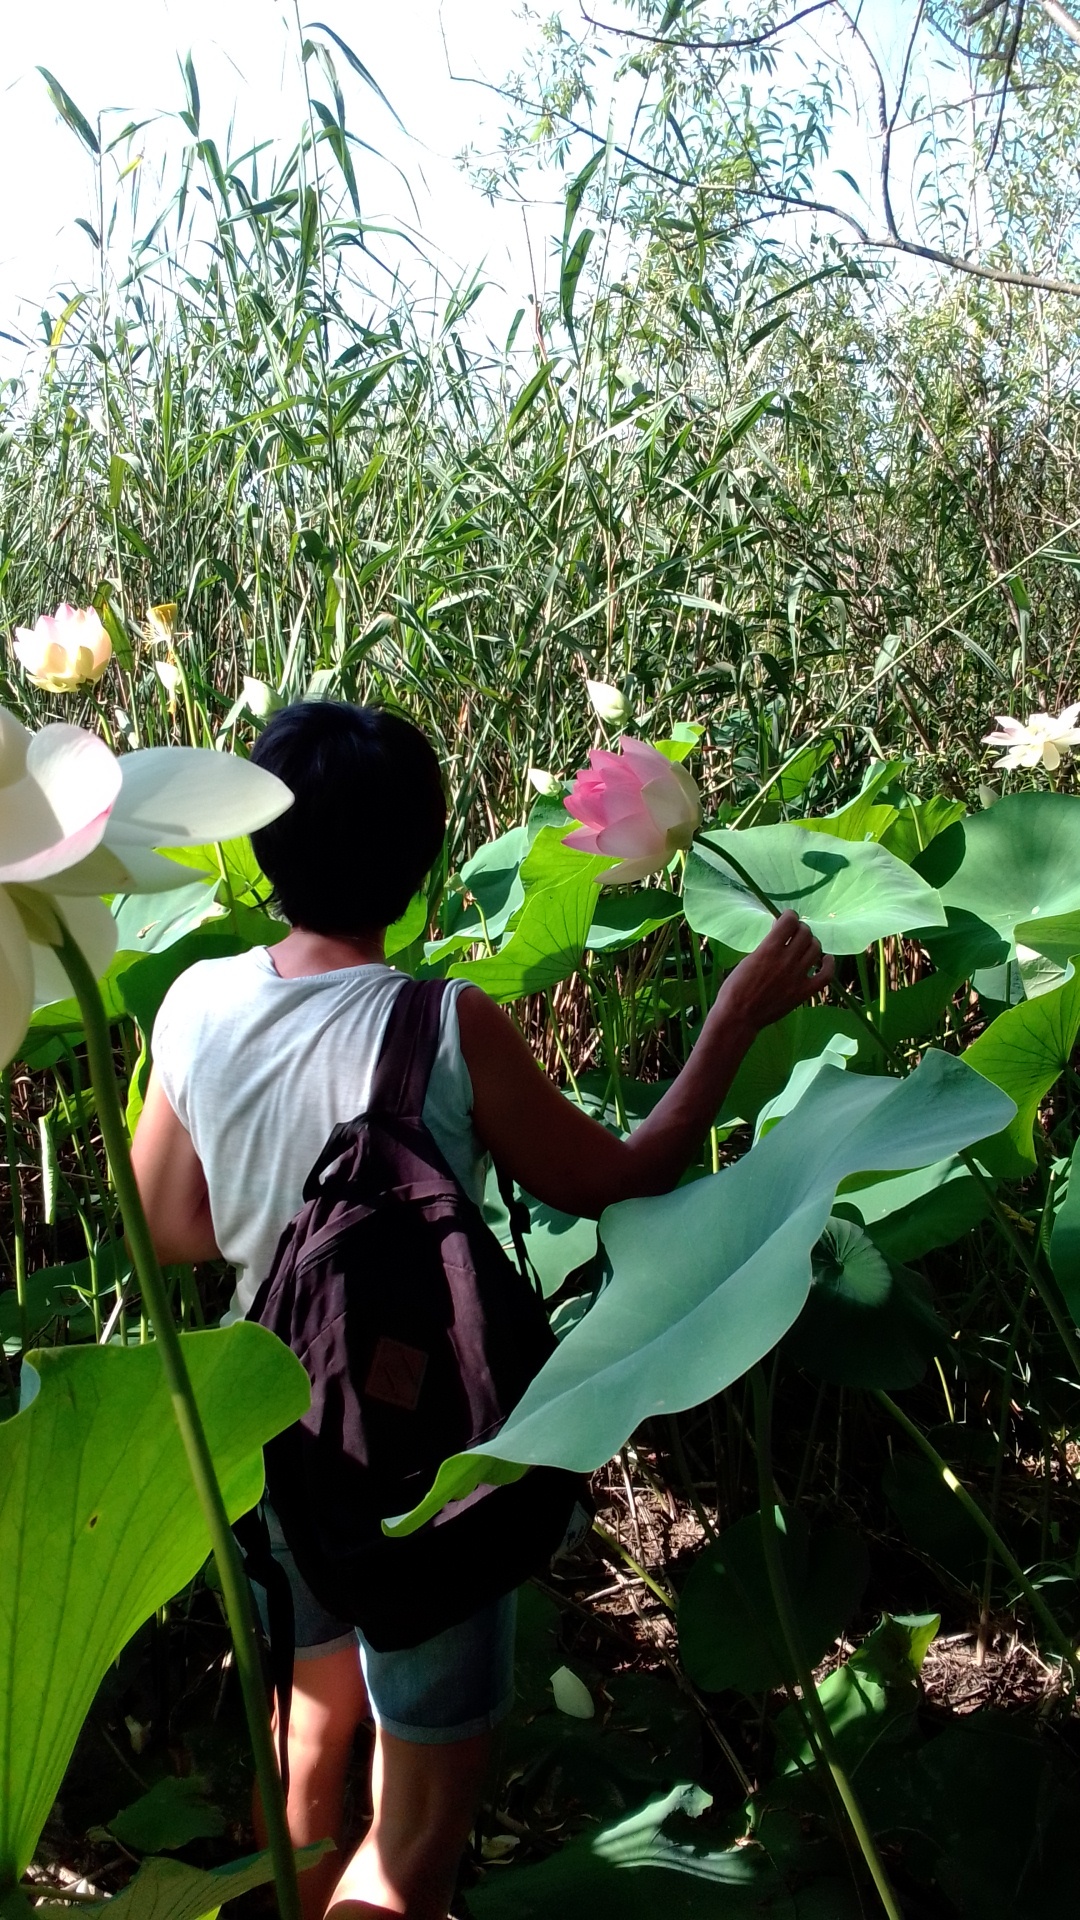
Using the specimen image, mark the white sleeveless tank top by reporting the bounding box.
[151,950,484,1319]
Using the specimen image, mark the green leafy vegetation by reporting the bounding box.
[9,3,1080,1914]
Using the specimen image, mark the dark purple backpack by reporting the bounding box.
[245,976,584,1653]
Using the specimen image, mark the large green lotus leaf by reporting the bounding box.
[880,795,966,867]
[916,793,1080,966]
[753,1037,857,1142]
[919,907,1010,980]
[787,751,908,843]
[100,1776,225,1852]
[1016,942,1075,1000]
[834,1155,991,1260]
[483,1167,598,1299]
[880,968,967,1050]
[161,835,269,911]
[24,950,140,1045]
[1049,1135,1080,1323]
[384,890,428,959]
[467,1781,807,1919]
[684,827,946,955]
[30,1844,331,1920]
[111,880,226,958]
[428,826,530,960]
[963,969,1080,1175]
[0,1327,309,1884]
[450,832,611,1002]
[721,1004,873,1127]
[678,1507,868,1693]
[773,1612,938,1778]
[783,1221,947,1388]
[585,888,682,953]
[385,1053,1014,1533]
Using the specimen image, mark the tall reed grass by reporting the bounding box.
[5,32,1080,863]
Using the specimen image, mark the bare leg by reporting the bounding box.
[253,1643,370,1920]
[324,1724,492,1920]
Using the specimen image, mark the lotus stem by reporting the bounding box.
[52,922,302,1920]
[874,1389,1080,1688]
[749,1367,904,1920]
[1,1071,28,1355]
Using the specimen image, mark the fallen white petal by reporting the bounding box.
[550,1666,595,1719]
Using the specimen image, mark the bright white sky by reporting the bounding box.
[0,1,939,379]
[1,0,555,367]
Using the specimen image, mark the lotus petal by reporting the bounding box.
[0,711,30,790]
[107,748,292,848]
[29,895,119,1006]
[0,887,34,1067]
[0,727,119,883]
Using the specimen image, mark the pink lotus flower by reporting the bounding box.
[563,735,701,886]
[12,604,112,694]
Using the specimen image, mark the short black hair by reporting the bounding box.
[249,702,446,934]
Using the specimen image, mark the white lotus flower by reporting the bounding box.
[0,708,293,1065]
[983,705,1080,772]
[586,679,633,726]
[12,604,112,693]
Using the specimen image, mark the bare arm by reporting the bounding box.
[457,909,834,1218]
[130,1070,222,1264]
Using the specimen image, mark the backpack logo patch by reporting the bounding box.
[364,1336,428,1411]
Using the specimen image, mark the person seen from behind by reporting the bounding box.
[131,701,835,1920]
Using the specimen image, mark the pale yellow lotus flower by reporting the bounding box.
[12,604,112,693]
[982,705,1080,772]
[0,707,293,1066]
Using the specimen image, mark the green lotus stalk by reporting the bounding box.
[1,1071,28,1355]
[52,921,302,1920]
[749,1367,904,1920]
[875,1389,1080,1688]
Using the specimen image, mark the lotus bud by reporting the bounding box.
[586,679,633,726]
[242,675,284,718]
[527,767,563,797]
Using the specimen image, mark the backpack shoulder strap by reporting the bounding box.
[369,976,453,1118]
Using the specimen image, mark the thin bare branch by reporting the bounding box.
[445,49,1080,300]
[986,0,1026,167]
[577,1,835,55]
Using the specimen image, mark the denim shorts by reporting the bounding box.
[257,1507,517,1745]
